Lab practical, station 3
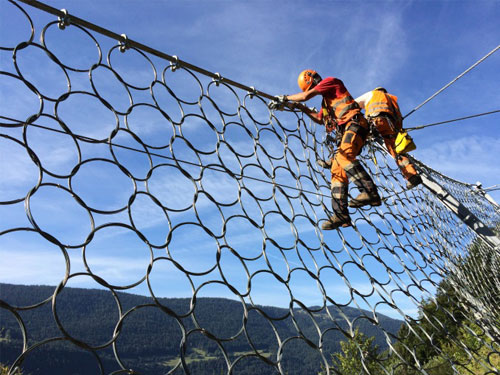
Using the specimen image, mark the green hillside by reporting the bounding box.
[0,283,401,374]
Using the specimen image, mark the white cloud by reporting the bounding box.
[0,138,40,200]
[82,254,150,285]
[0,248,67,286]
[415,134,500,187]
[361,11,408,89]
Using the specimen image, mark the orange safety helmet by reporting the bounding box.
[297,69,321,92]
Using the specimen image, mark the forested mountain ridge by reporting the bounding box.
[0,283,402,374]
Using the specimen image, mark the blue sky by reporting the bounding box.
[1,0,499,321]
[7,0,495,194]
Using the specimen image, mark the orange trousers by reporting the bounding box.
[370,116,418,181]
[330,117,377,197]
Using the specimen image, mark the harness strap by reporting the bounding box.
[368,115,397,139]
[346,119,368,139]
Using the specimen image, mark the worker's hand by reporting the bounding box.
[326,134,336,145]
[268,95,288,111]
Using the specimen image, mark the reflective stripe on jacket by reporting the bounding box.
[366,90,399,118]
[322,92,360,126]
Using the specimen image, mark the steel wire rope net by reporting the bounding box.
[0,1,499,374]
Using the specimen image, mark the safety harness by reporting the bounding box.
[366,93,417,155]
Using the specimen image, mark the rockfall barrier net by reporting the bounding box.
[1,1,499,374]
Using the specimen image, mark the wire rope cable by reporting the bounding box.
[0,115,334,200]
[405,108,500,132]
[403,44,500,119]
[483,184,500,192]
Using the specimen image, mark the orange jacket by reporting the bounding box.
[322,92,360,126]
[366,91,401,118]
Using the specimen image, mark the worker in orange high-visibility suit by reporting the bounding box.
[355,87,422,189]
[269,70,381,230]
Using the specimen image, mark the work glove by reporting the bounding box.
[325,134,336,146]
[268,95,288,111]
[316,158,332,169]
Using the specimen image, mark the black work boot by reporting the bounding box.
[344,160,382,208]
[321,195,351,230]
[321,214,352,230]
[344,161,380,206]
[406,174,422,189]
[348,191,382,208]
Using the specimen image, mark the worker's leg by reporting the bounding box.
[334,118,381,207]
[322,160,351,230]
[374,117,421,187]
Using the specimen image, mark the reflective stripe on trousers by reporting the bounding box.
[330,117,377,193]
[330,182,349,216]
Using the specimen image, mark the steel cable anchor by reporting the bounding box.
[119,33,130,53]
[212,72,222,86]
[170,55,180,71]
[58,9,70,30]
[248,86,257,99]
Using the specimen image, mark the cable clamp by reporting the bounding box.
[58,9,70,30]
[119,34,130,53]
[212,73,222,86]
[248,86,256,98]
[170,55,180,71]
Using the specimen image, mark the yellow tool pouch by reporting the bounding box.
[395,131,416,154]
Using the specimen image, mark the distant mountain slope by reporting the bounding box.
[0,283,402,374]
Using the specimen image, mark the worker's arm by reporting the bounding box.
[354,91,372,109]
[269,88,321,122]
[286,87,320,102]
[299,106,322,124]
[286,88,322,123]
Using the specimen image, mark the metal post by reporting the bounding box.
[420,174,500,250]
[474,182,500,210]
